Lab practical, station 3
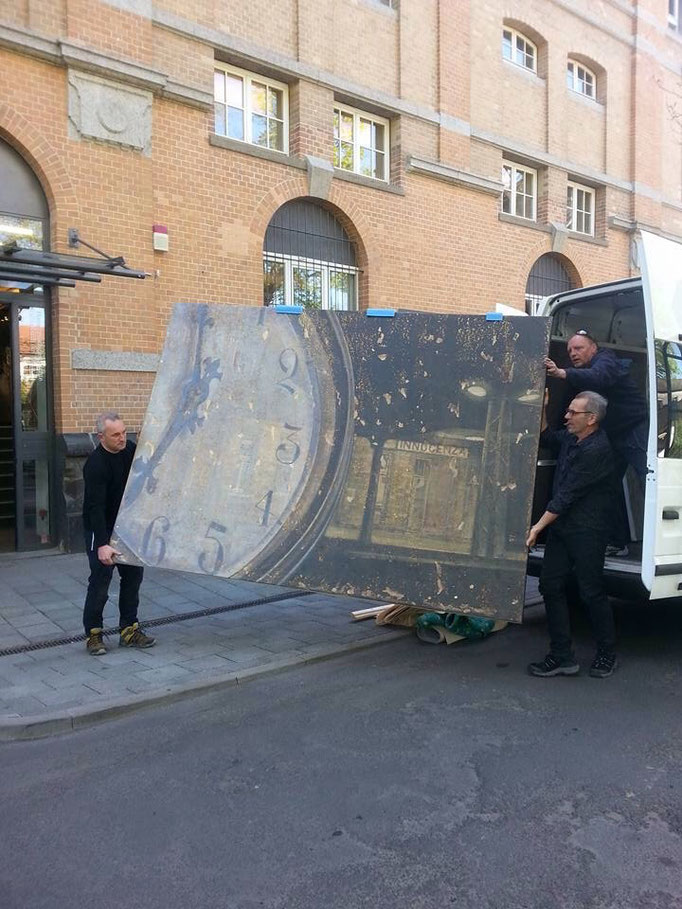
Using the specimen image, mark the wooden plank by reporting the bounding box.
[350,605,392,621]
[375,603,424,627]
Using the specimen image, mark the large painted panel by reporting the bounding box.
[112,304,549,622]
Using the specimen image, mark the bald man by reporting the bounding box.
[545,330,647,480]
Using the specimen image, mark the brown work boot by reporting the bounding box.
[86,628,107,656]
[119,622,156,649]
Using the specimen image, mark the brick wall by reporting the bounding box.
[1,0,681,444]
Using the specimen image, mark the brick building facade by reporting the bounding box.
[0,0,681,550]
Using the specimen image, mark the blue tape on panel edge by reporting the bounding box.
[485,312,504,321]
[366,308,396,317]
[273,305,304,313]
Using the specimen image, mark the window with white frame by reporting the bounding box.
[333,105,389,182]
[502,162,537,221]
[502,27,537,73]
[669,0,680,29]
[566,181,595,235]
[566,60,596,99]
[214,64,288,153]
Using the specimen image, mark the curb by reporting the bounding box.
[0,629,409,742]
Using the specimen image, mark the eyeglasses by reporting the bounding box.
[565,408,594,416]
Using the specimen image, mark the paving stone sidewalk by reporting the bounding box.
[0,550,409,739]
[0,551,541,740]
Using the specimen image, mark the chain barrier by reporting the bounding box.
[0,589,313,658]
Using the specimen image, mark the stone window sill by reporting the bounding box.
[209,134,305,169]
[498,212,550,233]
[333,168,404,195]
[566,230,608,247]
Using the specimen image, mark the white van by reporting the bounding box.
[526,230,682,601]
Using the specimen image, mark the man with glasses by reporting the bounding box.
[544,329,648,556]
[527,391,618,678]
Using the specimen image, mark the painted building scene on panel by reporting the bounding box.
[0,0,681,552]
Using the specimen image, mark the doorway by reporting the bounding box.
[0,294,53,551]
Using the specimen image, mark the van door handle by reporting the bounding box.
[662,509,679,520]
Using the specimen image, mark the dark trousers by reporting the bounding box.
[83,538,144,635]
[539,526,616,659]
[610,420,648,547]
[613,419,648,484]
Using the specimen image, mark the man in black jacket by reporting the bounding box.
[527,390,617,679]
[545,330,648,554]
[82,412,155,655]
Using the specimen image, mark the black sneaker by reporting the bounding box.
[589,652,617,678]
[527,653,580,677]
[605,544,629,558]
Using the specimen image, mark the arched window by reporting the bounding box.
[525,253,577,314]
[566,59,596,99]
[263,199,358,310]
[0,140,49,293]
[502,26,537,73]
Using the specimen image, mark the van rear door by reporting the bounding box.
[639,230,682,598]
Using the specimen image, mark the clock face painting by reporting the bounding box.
[112,303,549,623]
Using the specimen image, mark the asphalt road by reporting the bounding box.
[2,599,681,909]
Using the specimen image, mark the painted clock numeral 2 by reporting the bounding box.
[252,319,306,529]
[277,347,298,394]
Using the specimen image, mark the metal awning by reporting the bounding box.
[0,238,148,290]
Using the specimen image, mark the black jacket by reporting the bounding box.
[541,427,616,534]
[563,348,648,436]
[82,440,136,549]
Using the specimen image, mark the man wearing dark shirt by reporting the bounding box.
[545,330,648,554]
[527,391,617,678]
[82,412,155,655]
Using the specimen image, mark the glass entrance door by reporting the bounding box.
[0,303,12,549]
[0,293,53,551]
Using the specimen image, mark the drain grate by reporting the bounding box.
[0,589,313,657]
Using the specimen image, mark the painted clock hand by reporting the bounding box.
[125,305,223,506]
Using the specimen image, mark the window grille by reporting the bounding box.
[263,200,358,311]
[525,254,575,314]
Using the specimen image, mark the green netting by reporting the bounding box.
[415,611,496,640]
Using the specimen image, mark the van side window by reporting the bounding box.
[656,340,682,457]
